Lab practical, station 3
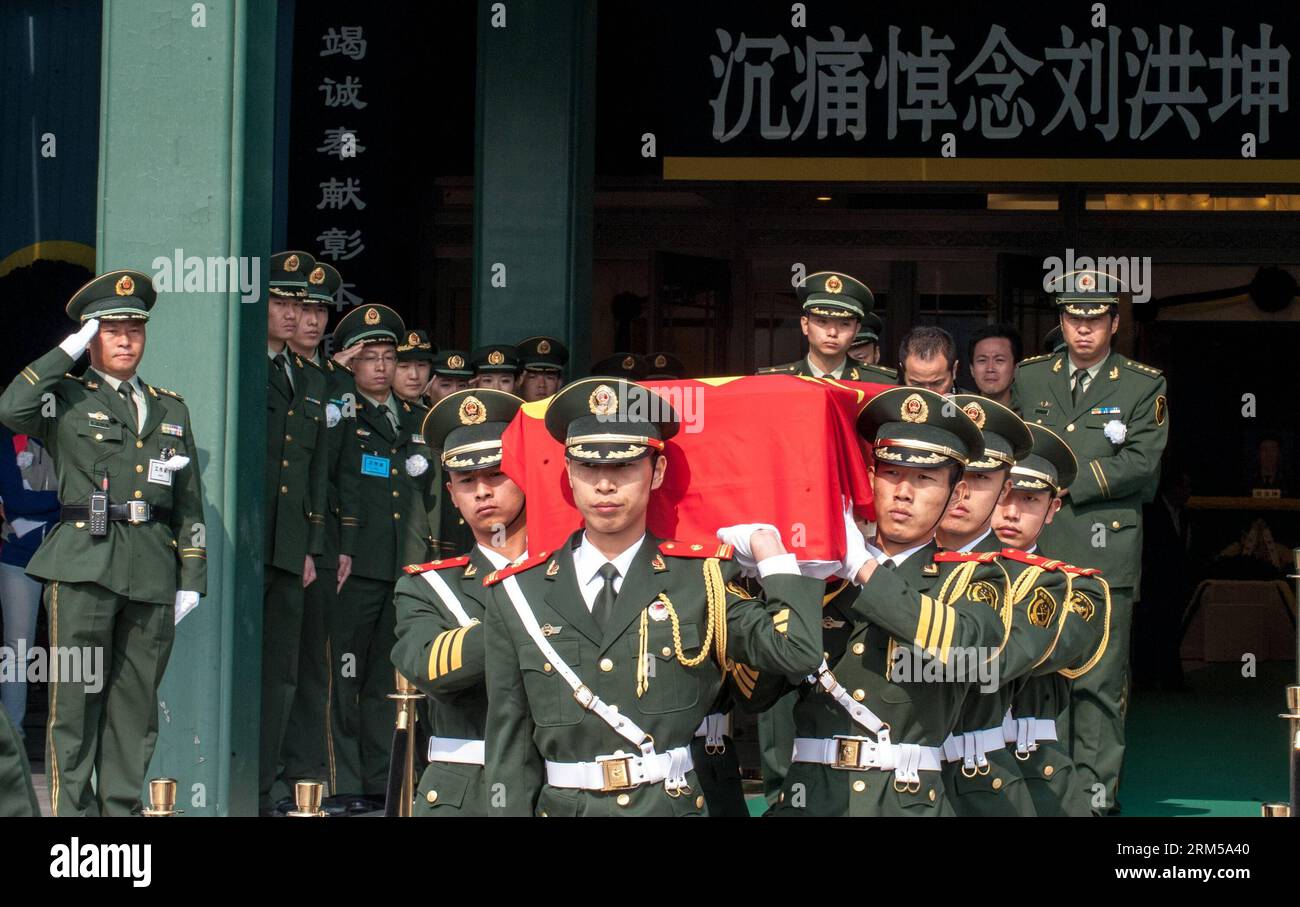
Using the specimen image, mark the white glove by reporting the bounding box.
[405,454,429,477]
[174,590,200,625]
[59,318,100,359]
[162,455,190,472]
[837,508,872,583]
[715,523,781,577]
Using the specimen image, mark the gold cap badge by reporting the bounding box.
[284,254,300,272]
[537,339,551,354]
[825,274,843,294]
[488,350,505,366]
[589,384,618,416]
[458,395,486,426]
[654,354,668,368]
[407,331,420,346]
[621,355,635,370]
[115,275,135,296]
[901,393,928,424]
[363,307,380,325]
[448,354,465,370]
[962,401,986,429]
[309,267,325,285]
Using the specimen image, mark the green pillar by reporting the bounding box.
[473,0,595,370]
[96,0,276,815]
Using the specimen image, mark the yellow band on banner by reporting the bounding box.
[664,157,1300,183]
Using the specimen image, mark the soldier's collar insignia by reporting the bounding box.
[545,559,560,578]
[1109,366,1120,380]
[651,553,667,572]
[922,562,940,576]
[463,563,477,578]
[1052,358,1063,373]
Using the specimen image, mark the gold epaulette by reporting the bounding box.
[659,540,734,560]
[1018,353,1055,366]
[1060,563,1102,576]
[1123,359,1163,378]
[403,555,470,575]
[153,386,184,400]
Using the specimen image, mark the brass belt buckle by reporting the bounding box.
[596,754,635,792]
[572,685,595,709]
[127,501,150,524]
[833,736,864,770]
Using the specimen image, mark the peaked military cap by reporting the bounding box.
[422,388,523,471]
[850,311,884,346]
[397,328,436,362]
[518,336,568,372]
[798,271,874,321]
[269,251,316,299]
[590,352,647,380]
[66,269,157,323]
[432,349,473,378]
[1010,423,1078,494]
[1049,269,1125,317]
[949,394,1033,471]
[472,344,520,374]
[545,376,679,463]
[644,352,685,380]
[857,386,984,468]
[304,262,342,305]
[334,303,404,348]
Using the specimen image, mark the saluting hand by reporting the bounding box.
[331,343,363,368]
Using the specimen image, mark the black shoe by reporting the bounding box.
[321,793,378,816]
[272,796,297,816]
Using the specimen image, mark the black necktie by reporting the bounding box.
[881,558,898,572]
[117,382,139,431]
[592,562,619,629]
[273,352,293,394]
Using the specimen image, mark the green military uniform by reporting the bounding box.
[332,304,435,799]
[937,395,1044,816]
[482,377,824,816]
[753,271,893,800]
[1012,270,1168,814]
[0,269,206,816]
[390,388,524,816]
[0,703,40,817]
[261,252,331,811]
[758,388,1009,816]
[280,262,356,806]
[1003,424,1110,817]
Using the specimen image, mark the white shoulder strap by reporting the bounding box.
[419,569,475,627]
[809,659,892,745]
[500,573,652,754]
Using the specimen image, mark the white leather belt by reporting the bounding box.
[941,725,1008,775]
[1004,711,1057,759]
[545,745,694,793]
[792,736,942,791]
[426,735,485,766]
[694,712,730,752]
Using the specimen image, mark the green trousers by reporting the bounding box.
[44,580,174,817]
[332,574,397,796]
[0,703,39,817]
[690,735,749,816]
[1069,585,1134,816]
[758,690,798,808]
[280,565,334,796]
[260,566,305,809]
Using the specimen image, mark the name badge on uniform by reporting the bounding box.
[411,433,425,445]
[361,454,391,477]
[160,422,185,437]
[148,459,173,486]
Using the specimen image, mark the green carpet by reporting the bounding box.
[1120,661,1292,816]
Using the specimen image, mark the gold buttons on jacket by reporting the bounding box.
[1043,765,1055,778]
[94,433,103,441]
[135,440,143,448]
[284,434,292,442]
[1111,521,1120,530]
[928,789,936,802]
[391,468,398,476]
[852,643,865,655]
[1066,424,1075,432]
[852,780,866,793]
[695,795,705,809]
[852,689,866,701]
[393,512,401,519]
[287,409,294,417]
[133,490,143,499]
[992,777,1003,791]
[425,790,437,804]
[661,647,672,657]
[135,464,144,473]
[280,486,288,494]
[392,491,400,498]
[542,663,552,673]
[599,658,614,672]
[616,793,630,807]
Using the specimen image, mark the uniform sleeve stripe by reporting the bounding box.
[449,625,472,672]
[429,630,454,679]
[20,369,37,385]
[916,594,934,650]
[937,605,957,664]
[438,628,457,677]
[925,596,948,655]
[1091,459,1110,498]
